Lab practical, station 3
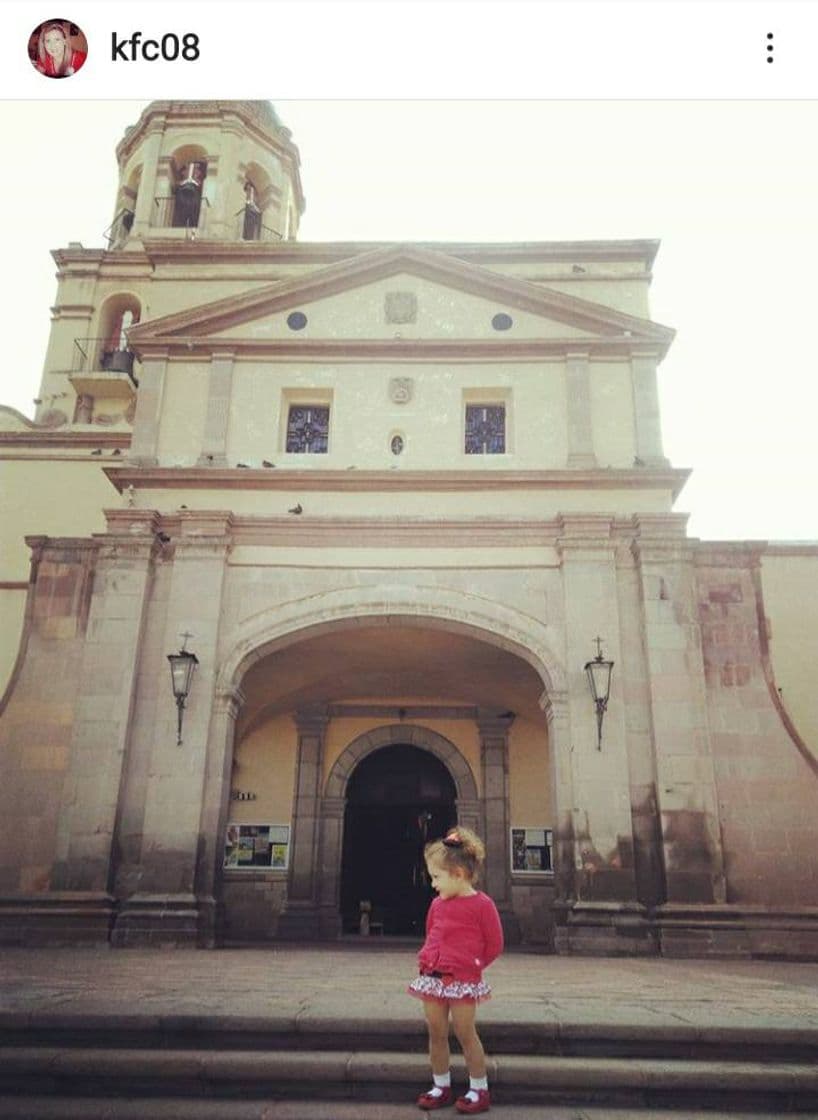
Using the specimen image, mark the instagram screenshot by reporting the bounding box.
[0,3,816,1115]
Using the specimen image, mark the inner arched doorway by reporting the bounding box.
[340,744,457,936]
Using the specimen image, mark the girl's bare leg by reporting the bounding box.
[423,998,451,1076]
[450,1001,487,1079]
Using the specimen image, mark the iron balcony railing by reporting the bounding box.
[72,338,139,388]
[104,208,135,250]
[153,194,210,231]
[235,205,282,242]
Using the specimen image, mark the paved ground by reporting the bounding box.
[2,944,818,1118]
[2,943,818,1036]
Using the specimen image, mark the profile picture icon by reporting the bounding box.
[29,19,88,79]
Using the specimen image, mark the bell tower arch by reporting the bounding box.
[110,100,305,245]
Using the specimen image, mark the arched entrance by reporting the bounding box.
[340,744,457,935]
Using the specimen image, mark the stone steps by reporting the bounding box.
[1,1045,817,1113]
[0,1101,800,1120]
[3,1016,818,1063]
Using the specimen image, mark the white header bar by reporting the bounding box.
[5,1,815,100]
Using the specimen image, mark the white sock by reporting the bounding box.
[426,1071,451,1096]
[465,1076,488,1101]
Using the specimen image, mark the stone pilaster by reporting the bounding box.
[317,795,345,939]
[111,513,234,946]
[555,517,652,954]
[565,352,597,467]
[196,684,245,947]
[277,706,330,940]
[477,710,519,941]
[631,351,670,466]
[52,515,160,901]
[632,531,726,914]
[197,350,236,467]
[128,353,168,466]
[542,691,574,903]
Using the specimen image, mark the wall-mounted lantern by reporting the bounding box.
[584,636,614,751]
[167,632,199,746]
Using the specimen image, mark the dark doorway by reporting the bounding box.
[340,744,457,936]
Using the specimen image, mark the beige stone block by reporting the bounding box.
[22,745,70,772]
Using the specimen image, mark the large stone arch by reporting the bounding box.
[216,582,566,700]
[316,725,480,939]
[202,585,568,942]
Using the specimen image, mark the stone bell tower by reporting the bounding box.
[31,101,305,429]
[107,100,305,247]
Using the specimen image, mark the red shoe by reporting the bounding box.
[455,1088,491,1114]
[417,1086,454,1110]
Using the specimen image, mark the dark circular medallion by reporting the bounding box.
[287,311,307,331]
[491,313,513,331]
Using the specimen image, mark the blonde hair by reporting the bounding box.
[425,826,486,884]
[38,23,75,75]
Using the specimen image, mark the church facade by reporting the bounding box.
[1,100,817,957]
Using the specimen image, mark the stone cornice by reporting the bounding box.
[105,512,696,550]
[104,466,691,500]
[327,703,479,721]
[137,337,666,362]
[134,237,660,268]
[0,430,130,450]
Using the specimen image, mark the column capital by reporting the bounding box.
[294,706,330,735]
[476,709,515,737]
[214,686,245,720]
[540,690,569,727]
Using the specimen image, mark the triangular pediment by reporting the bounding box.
[128,244,673,351]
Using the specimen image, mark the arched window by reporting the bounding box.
[98,298,141,379]
[107,165,140,248]
[172,160,207,228]
[242,179,262,240]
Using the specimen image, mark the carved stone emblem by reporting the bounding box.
[389,377,413,404]
[385,291,417,324]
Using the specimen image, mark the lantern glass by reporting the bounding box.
[585,657,613,706]
[168,650,198,700]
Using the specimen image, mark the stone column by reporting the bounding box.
[317,795,346,939]
[128,352,168,466]
[631,351,670,466]
[556,516,651,954]
[130,125,164,238]
[542,691,575,903]
[477,710,519,940]
[195,684,245,947]
[197,350,236,467]
[565,351,597,467]
[111,512,234,946]
[632,528,727,920]
[277,706,329,940]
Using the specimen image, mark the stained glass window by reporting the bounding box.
[286,405,329,453]
[465,404,506,454]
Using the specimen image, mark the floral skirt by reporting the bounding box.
[407,972,492,1004]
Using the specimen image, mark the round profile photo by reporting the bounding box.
[29,19,88,79]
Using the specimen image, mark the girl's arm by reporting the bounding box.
[479,896,504,967]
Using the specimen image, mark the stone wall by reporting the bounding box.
[221,872,287,942]
[698,547,818,909]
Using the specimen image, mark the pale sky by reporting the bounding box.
[2,99,816,542]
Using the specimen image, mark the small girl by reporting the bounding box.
[407,827,504,1114]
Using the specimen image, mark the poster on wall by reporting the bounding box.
[511,828,553,873]
[224,824,290,869]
